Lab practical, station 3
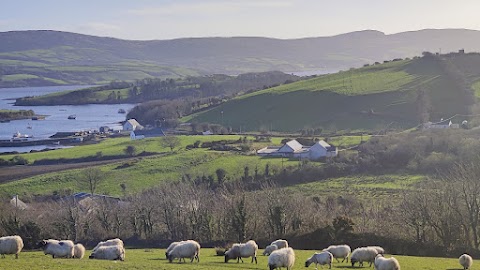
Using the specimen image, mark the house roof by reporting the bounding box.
[282,140,303,151]
[72,192,120,201]
[316,140,331,148]
[125,119,141,127]
[132,128,165,136]
[432,119,452,126]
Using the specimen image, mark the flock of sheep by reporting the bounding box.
[0,235,475,269]
[0,235,125,261]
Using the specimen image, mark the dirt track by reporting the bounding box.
[0,158,136,183]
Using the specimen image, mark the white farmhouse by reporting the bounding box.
[130,128,165,140]
[257,139,337,160]
[123,119,143,131]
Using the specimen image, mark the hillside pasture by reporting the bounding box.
[0,248,472,270]
[187,56,475,132]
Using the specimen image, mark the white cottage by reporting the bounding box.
[257,139,337,160]
[130,128,165,140]
[123,119,143,131]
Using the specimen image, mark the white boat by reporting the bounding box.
[11,131,33,141]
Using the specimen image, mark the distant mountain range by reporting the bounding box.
[2,29,480,87]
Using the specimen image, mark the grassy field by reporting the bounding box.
[287,174,425,198]
[0,135,321,196]
[0,54,200,88]
[0,134,372,197]
[186,56,475,132]
[0,248,471,270]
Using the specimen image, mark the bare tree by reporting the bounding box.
[79,168,104,195]
[160,136,181,152]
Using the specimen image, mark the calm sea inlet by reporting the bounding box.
[0,85,136,153]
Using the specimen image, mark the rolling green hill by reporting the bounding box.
[186,53,478,132]
[4,29,480,87]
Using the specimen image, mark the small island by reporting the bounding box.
[0,109,35,122]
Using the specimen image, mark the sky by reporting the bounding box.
[1,0,480,40]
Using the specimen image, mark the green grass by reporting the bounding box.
[186,56,475,132]
[0,135,316,196]
[0,248,471,270]
[473,80,480,98]
[1,74,40,81]
[287,174,425,198]
[0,50,201,88]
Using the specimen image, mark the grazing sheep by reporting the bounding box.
[168,240,200,263]
[40,239,75,258]
[351,247,378,267]
[0,235,23,259]
[268,247,295,270]
[224,240,258,264]
[73,243,85,259]
[270,239,288,249]
[368,246,385,255]
[459,254,473,270]
[92,238,124,252]
[89,245,125,261]
[165,241,180,259]
[323,244,351,263]
[305,251,333,269]
[374,254,400,270]
[263,244,278,256]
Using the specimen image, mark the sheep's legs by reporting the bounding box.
[15,254,18,259]
[252,256,257,264]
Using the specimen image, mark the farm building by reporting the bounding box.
[70,192,123,211]
[423,119,459,129]
[130,128,165,140]
[123,119,143,131]
[257,139,337,160]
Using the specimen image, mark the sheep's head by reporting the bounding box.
[88,254,95,259]
[37,240,49,250]
[165,252,169,260]
[167,254,173,263]
[351,257,358,267]
[305,260,312,267]
[269,263,276,270]
[224,253,231,263]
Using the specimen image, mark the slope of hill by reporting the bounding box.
[2,29,480,87]
[186,53,478,132]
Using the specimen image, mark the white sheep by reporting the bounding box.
[89,245,125,261]
[40,239,75,258]
[268,247,295,270]
[374,254,400,270]
[263,244,279,256]
[368,246,385,255]
[459,254,473,270]
[73,243,85,259]
[167,240,200,263]
[224,240,258,264]
[270,239,288,249]
[0,235,23,259]
[351,247,378,267]
[323,244,351,263]
[165,241,180,259]
[92,238,124,252]
[305,251,333,269]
